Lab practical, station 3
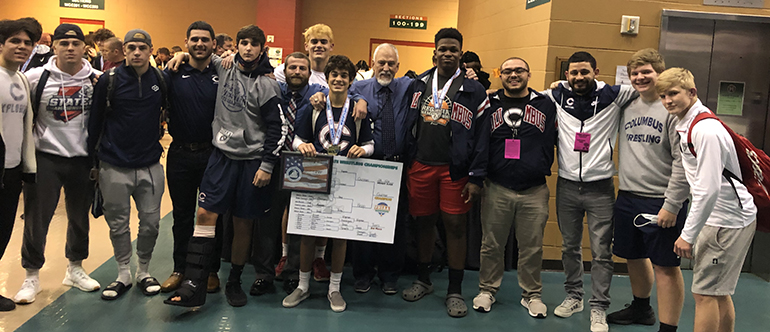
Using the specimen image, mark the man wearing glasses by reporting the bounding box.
[472,57,556,318]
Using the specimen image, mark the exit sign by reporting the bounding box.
[389,15,427,30]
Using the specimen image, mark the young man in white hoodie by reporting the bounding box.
[13,24,102,305]
[0,17,39,312]
[658,68,756,332]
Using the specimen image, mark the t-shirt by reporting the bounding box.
[498,94,530,137]
[0,67,28,168]
[296,99,374,156]
[415,71,463,164]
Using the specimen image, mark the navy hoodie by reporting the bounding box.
[88,62,169,168]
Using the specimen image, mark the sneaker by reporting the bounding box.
[13,278,41,304]
[354,278,372,293]
[274,256,288,278]
[590,309,609,332]
[381,281,398,295]
[312,258,330,282]
[0,294,15,311]
[472,291,495,312]
[554,297,583,318]
[607,303,656,325]
[521,297,548,318]
[62,266,101,292]
[328,291,346,312]
[282,288,309,308]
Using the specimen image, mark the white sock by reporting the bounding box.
[315,246,326,259]
[68,260,84,273]
[117,264,131,285]
[328,272,342,295]
[298,271,311,292]
[193,225,216,238]
[26,268,40,280]
[282,243,289,257]
[136,260,151,281]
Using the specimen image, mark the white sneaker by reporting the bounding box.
[554,297,583,318]
[472,291,495,312]
[63,266,101,292]
[590,308,609,332]
[521,297,548,318]
[14,278,41,304]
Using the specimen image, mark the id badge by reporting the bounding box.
[574,132,591,152]
[505,139,521,159]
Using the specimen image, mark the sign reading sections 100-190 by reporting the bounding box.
[389,15,427,30]
[60,0,104,10]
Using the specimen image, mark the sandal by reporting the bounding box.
[138,277,161,296]
[101,281,132,301]
[401,280,433,302]
[446,294,468,318]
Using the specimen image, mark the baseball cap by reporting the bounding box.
[124,29,152,47]
[53,24,85,42]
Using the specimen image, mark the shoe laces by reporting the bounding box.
[591,309,607,323]
[562,297,581,308]
[70,267,90,280]
[21,278,39,290]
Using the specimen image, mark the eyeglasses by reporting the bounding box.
[500,67,529,76]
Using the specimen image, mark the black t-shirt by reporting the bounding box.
[415,71,464,165]
[498,94,530,138]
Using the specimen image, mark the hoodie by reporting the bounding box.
[25,57,101,158]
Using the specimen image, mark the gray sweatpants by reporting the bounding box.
[21,152,94,269]
[556,177,615,310]
[99,161,164,266]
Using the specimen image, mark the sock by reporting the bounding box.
[228,264,244,283]
[117,263,131,285]
[136,260,151,281]
[659,322,678,332]
[417,262,432,285]
[447,269,464,295]
[25,268,40,280]
[68,260,83,271]
[298,271,311,292]
[328,272,342,295]
[282,243,289,257]
[315,246,326,259]
[193,225,216,238]
[632,295,651,309]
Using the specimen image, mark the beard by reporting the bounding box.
[569,79,594,95]
[376,72,393,86]
[504,83,527,96]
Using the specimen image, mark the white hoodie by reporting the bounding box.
[25,57,101,157]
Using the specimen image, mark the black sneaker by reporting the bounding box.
[0,294,15,311]
[607,304,656,325]
[354,278,372,293]
[225,280,247,307]
[249,279,274,296]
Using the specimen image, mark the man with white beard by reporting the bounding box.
[347,43,411,295]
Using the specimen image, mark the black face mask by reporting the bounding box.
[235,52,260,69]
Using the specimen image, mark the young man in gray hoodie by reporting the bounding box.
[14,23,102,305]
[607,49,689,332]
[165,24,285,308]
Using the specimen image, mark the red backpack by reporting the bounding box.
[687,112,770,232]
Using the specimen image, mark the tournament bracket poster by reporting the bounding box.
[287,157,402,244]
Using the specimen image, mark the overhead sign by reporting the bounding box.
[389,15,427,30]
[526,0,551,9]
[60,0,104,10]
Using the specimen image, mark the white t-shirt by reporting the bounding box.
[273,63,328,88]
[0,67,28,168]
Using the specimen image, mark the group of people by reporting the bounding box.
[0,15,757,332]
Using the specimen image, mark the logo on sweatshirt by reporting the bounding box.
[222,78,247,112]
[47,85,93,122]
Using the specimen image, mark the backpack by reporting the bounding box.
[687,112,770,233]
[32,69,97,122]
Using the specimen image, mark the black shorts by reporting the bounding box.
[612,191,688,267]
[198,149,274,219]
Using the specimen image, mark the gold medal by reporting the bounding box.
[327,144,340,155]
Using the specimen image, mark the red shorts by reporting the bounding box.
[407,161,471,216]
